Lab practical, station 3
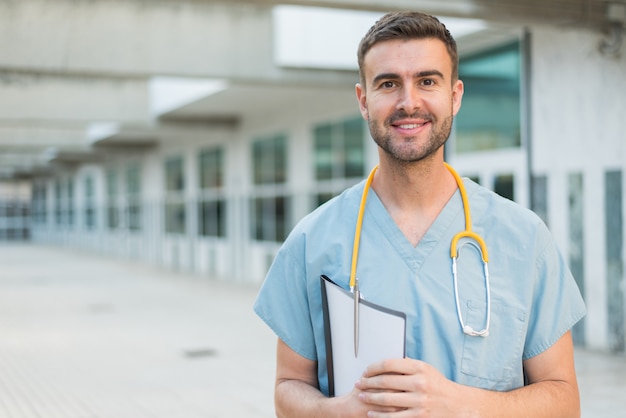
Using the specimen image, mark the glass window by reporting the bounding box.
[343,117,366,178]
[315,192,335,208]
[252,195,291,242]
[67,179,74,227]
[531,175,548,225]
[31,181,47,224]
[455,42,521,153]
[126,164,141,231]
[165,156,185,192]
[0,200,29,240]
[164,156,185,235]
[55,180,63,226]
[314,116,365,181]
[31,183,39,224]
[165,202,186,234]
[253,134,287,185]
[199,200,225,237]
[199,148,223,189]
[605,170,624,351]
[106,169,119,229]
[251,134,290,242]
[494,173,514,201]
[314,125,333,181]
[127,164,141,195]
[313,116,365,206]
[84,175,96,229]
[38,183,48,224]
[198,147,226,238]
[468,175,481,185]
[568,172,585,346]
[55,178,74,227]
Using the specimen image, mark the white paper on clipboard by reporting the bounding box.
[320,275,406,397]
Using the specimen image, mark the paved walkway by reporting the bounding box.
[1,243,625,417]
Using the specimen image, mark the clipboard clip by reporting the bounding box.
[351,277,360,358]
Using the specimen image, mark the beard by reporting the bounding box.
[368,110,453,163]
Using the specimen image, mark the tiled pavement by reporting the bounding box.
[1,243,624,417]
[0,244,276,418]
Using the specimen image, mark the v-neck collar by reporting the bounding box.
[365,184,465,274]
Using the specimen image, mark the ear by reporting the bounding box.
[355,83,369,120]
[452,79,464,116]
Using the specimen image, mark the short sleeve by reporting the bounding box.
[253,238,318,360]
[523,228,587,359]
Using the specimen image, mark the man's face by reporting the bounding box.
[356,38,463,163]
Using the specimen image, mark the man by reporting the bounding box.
[254,11,586,417]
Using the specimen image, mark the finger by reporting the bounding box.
[359,390,413,408]
[363,358,424,378]
[360,369,430,396]
[357,373,406,392]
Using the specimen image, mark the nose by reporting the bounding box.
[396,85,423,114]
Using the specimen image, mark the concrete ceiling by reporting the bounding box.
[196,0,620,26]
[1,0,624,180]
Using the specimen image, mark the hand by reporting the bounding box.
[355,358,465,417]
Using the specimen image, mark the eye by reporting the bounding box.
[421,78,435,86]
[381,81,395,89]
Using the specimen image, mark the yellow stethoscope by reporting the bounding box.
[349,163,491,349]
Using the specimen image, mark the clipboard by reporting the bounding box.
[320,275,406,397]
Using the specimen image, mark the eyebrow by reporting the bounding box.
[371,70,446,86]
[416,70,445,79]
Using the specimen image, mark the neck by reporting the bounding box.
[372,157,456,210]
[370,156,458,246]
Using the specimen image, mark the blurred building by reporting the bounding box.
[1,0,625,353]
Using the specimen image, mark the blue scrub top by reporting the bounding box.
[254,177,586,395]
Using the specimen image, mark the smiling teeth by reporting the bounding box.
[399,123,424,129]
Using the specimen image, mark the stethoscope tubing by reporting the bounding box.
[349,163,491,337]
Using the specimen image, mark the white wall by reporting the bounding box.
[531,25,626,351]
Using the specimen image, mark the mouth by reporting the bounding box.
[391,120,431,134]
[396,122,428,129]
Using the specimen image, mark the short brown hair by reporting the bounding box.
[357,11,459,85]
